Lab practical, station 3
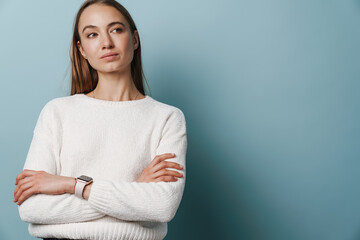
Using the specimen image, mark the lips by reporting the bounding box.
[101,52,118,59]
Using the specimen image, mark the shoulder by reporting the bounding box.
[33,95,76,134]
[148,97,186,122]
[40,94,79,112]
[147,97,187,133]
[36,95,79,124]
[44,94,79,106]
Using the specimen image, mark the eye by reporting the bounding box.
[87,32,97,38]
[113,28,123,33]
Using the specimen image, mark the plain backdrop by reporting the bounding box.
[1,0,360,239]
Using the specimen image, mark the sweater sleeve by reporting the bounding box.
[18,100,106,224]
[87,108,188,223]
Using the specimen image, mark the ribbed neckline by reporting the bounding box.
[76,93,152,106]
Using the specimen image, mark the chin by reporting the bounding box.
[100,66,128,74]
[97,63,121,72]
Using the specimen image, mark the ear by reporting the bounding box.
[77,41,87,59]
[133,30,139,50]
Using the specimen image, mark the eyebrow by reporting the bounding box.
[82,21,126,33]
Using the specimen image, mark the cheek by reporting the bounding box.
[122,37,135,58]
[83,42,101,65]
[117,33,133,51]
[82,42,98,57]
[80,43,100,70]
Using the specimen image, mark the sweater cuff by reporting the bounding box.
[87,180,113,215]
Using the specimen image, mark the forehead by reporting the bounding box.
[78,4,129,30]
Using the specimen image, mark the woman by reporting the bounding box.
[13,0,187,239]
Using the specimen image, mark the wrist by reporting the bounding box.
[83,182,93,200]
[65,177,77,194]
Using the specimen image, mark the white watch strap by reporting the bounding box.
[75,180,87,199]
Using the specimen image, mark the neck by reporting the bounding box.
[94,69,140,101]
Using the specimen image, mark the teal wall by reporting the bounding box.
[1,1,360,239]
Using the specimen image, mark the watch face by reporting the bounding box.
[78,175,93,182]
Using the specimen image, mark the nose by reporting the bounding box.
[102,33,114,49]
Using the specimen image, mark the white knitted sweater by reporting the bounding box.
[18,93,187,240]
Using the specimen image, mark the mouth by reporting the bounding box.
[101,52,119,58]
[101,53,119,61]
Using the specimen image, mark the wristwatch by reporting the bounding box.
[74,175,93,199]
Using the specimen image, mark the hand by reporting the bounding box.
[82,182,93,200]
[13,169,76,205]
[136,153,184,183]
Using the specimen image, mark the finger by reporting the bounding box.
[14,177,33,198]
[152,161,183,173]
[149,153,176,168]
[152,169,183,179]
[14,178,33,201]
[14,181,33,203]
[17,187,37,205]
[153,176,178,183]
[16,169,38,185]
[15,170,33,185]
[150,153,175,167]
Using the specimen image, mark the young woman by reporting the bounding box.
[13,0,187,239]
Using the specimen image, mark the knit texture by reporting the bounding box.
[18,93,187,240]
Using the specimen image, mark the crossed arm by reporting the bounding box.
[14,152,183,224]
[14,152,182,205]
[14,105,187,224]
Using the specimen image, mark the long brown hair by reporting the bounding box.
[69,0,150,96]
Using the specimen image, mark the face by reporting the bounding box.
[77,4,139,74]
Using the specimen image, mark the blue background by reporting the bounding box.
[1,0,360,239]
